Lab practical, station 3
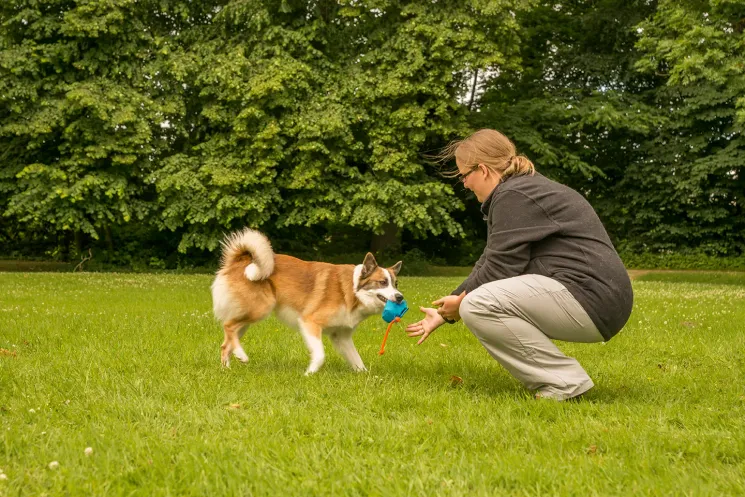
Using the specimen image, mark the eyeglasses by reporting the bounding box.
[458,166,478,183]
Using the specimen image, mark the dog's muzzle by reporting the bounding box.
[377,293,404,304]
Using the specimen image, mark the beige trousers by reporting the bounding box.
[459,274,604,400]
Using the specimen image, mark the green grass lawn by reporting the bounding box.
[1,272,744,496]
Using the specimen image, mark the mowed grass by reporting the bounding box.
[1,272,744,496]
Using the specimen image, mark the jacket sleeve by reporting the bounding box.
[453,190,561,295]
[451,250,488,295]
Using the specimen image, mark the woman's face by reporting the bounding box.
[457,161,501,203]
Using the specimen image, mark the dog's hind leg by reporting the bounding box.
[232,324,250,364]
[221,321,248,368]
[330,330,367,372]
[298,320,325,375]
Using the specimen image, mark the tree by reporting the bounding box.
[0,0,186,255]
[148,0,529,252]
[627,0,745,254]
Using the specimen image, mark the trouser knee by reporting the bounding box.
[459,292,478,327]
[460,290,506,338]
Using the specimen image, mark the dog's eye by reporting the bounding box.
[378,280,388,287]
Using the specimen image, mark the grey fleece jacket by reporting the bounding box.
[452,172,633,340]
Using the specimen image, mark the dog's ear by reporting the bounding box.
[389,261,403,276]
[361,252,378,278]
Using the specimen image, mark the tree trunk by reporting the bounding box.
[74,230,82,257]
[104,225,114,260]
[468,69,479,111]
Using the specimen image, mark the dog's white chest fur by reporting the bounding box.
[275,305,372,331]
[325,307,374,330]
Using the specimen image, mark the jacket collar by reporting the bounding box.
[480,176,511,217]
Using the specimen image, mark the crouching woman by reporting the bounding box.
[406,129,633,400]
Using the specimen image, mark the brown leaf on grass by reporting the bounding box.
[680,321,697,328]
[426,418,433,425]
[449,375,463,387]
[586,445,597,454]
[0,348,17,358]
[227,403,241,410]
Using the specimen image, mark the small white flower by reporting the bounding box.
[48,461,59,470]
[0,473,7,481]
[84,447,93,456]
[28,409,35,414]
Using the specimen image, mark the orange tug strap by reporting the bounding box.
[378,317,401,355]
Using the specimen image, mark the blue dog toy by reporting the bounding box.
[382,299,408,323]
[379,299,408,355]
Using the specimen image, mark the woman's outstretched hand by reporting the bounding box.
[405,307,446,345]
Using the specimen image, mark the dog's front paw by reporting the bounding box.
[304,364,323,376]
[232,347,249,363]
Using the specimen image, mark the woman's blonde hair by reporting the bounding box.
[436,129,535,180]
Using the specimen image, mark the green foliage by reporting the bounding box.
[621,250,745,270]
[474,0,662,249]
[622,0,745,254]
[0,0,183,242]
[477,0,661,182]
[145,0,529,251]
[2,0,744,263]
[475,0,745,257]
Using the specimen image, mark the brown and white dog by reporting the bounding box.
[211,228,404,374]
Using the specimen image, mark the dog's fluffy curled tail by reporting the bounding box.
[220,228,275,281]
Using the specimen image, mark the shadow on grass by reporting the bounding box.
[214,350,659,406]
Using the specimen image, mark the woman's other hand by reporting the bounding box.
[405,307,446,345]
[432,293,465,322]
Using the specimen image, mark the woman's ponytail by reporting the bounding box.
[502,154,535,179]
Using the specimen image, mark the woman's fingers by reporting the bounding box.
[406,319,426,337]
[405,307,442,342]
[405,320,423,331]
